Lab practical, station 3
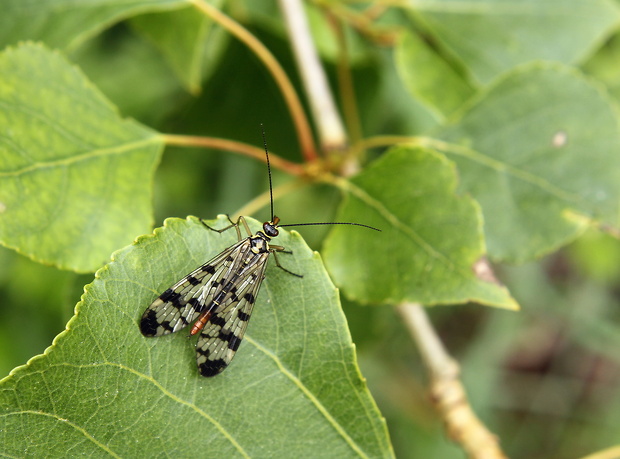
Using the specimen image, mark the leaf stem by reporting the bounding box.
[162,134,304,176]
[397,302,508,459]
[353,135,432,152]
[325,10,362,148]
[190,0,317,162]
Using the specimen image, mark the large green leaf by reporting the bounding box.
[322,147,517,309]
[407,0,619,85]
[438,63,620,262]
[0,216,392,457]
[395,29,475,120]
[0,43,163,272]
[130,1,227,93]
[68,26,187,126]
[0,0,187,49]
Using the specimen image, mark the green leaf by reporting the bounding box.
[130,2,227,93]
[438,63,620,262]
[322,147,517,309]
[0,0,188,50]
[0,216,392,458]
[68,26,187,126]
[0,43,163,272]
[407,0,620,85]
[395,29,476,120]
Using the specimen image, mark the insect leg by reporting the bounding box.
[238,215,253,238]
[200,215,249,241]
[270,246,303,278]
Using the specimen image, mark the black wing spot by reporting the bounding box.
[243,292,255,304]
[140,310,175,336]
[188,297,206,313]
[199,359,228,377]
[140,310,160,336]
[196,346,210,357]
[187,276,201,286]
[160,289,183,306]
[238,310,250,322]
[210,315,227,328]
[217,330,242,351]
[158,289,174,302]
[202,264,216,274]
[228,334,242,351]
[218,329,232,342]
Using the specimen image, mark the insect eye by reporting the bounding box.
[263,222,279,237]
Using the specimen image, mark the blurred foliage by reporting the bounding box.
[345,230,620,458]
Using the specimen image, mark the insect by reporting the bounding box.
[140,130,380,377]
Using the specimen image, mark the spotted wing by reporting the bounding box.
[139,238,248,337]
[195,244,270,377]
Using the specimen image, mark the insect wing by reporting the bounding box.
[196,244,270,377]
[140,239,246,337]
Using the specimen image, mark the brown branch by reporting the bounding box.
[397,303,508,459]
[190,0,317,162]
[162,134,305,176]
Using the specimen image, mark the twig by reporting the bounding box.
[397,302,508,459]
[162,134,305,176]
[278,0,347,152]
[325,10,362,148]
[190,0,317,162]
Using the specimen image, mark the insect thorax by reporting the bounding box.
[250,233,271,254]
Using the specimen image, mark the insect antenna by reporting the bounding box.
[278,221,381,231]
[260,124,276,222]
[260,125,380,233]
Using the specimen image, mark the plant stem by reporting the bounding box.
[278,0,347,152]
[326,10,363,148]
[397,302,508,459]
[162,134,304,176]
[191,0,317,162]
